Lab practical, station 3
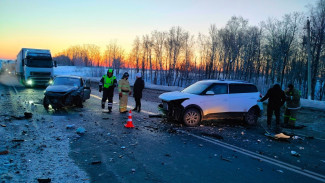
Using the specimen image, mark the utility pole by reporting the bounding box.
[307,18,312,100]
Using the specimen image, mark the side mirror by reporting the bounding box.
[54,60,57,67]
[205,91,214,95]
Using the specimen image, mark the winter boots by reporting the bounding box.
[132,106,141,112]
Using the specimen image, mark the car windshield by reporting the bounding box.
[182,82,211,94]
[53,77,81,87]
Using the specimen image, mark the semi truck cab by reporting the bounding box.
[16,48,57,87]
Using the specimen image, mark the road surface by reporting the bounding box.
[0,74,324,183]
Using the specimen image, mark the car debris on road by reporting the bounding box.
[76,127,86,134]
[291,151,301,157]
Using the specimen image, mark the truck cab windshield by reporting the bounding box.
[25,52,53,68]
[26,59,53,68]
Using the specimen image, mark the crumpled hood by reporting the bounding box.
[159,91,194,102]
[46,85,78,93]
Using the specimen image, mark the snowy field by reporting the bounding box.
[54,66,184,92]
[54,66,325,110]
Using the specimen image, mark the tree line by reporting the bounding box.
[54,0,325,100]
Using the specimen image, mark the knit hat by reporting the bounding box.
[136,73,142,78]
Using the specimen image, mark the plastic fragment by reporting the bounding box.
[66,124,75,129]
[76,127,86,134]
[291,151,300,157]
[276,170,284,173]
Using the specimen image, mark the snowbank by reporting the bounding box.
[54,66,324,110]
[54,66,184,91]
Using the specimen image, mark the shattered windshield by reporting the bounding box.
[182,82,210,94]
[53,77,81,87]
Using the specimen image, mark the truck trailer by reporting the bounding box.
[16,48,56,86]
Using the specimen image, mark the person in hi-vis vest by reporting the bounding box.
[99,69,117,113]
[284,84,301,127]
[118,72,131,113]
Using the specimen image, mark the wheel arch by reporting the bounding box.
[249,105,261,116]
[184,104,204,119]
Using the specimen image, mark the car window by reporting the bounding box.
[206,84,228,95]
[229,84,257,94]
[182,82,211,94]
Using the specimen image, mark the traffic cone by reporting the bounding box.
[124,110,134,128]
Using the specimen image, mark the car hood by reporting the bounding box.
[46,85,78,93]
[159,91,194,102]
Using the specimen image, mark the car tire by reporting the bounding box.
[183,108,201,127]
[245,108,258,125]
[43,96,49,110]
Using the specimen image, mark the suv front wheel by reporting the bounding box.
[183,108,201,127]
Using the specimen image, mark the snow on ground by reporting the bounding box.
[54,66,325,110]
[301,98,325,110]
[54,66,184,92]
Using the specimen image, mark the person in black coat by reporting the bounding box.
[133,73,145,112]
[258,84,286,128]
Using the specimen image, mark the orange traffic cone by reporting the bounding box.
[124,110,135,128]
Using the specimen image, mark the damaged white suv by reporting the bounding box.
[158,80,263,126]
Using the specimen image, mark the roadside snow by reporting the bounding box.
[54,66,183,91]
[300,99,325,110]
[54,66,324,110]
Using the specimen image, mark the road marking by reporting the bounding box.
[179,130,325,182]
[90,94,157,115]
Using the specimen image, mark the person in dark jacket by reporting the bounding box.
[99,69,117,113]
[132,73,145,112]
[258,84,286,128]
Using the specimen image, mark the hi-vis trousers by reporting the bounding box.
[119,92,129,112]
[284,108,299,126]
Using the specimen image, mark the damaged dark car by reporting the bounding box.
[43,76,91,109]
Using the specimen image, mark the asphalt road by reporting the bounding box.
[0,74,324,183]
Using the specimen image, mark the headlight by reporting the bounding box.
[27,80,33,85]
[49,80,53,84]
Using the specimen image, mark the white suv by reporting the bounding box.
[158,80,263,126]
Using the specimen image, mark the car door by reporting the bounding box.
[83,79,91,100]
[200,83,229,115]
[228,84,259,112]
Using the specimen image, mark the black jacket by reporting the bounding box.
[260,84,286,108]
[133,78,144,98]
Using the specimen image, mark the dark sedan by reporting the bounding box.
[43,75,91,109]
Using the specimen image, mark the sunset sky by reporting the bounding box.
[0,0,316,60]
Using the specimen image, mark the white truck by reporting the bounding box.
[16,48,57,86]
